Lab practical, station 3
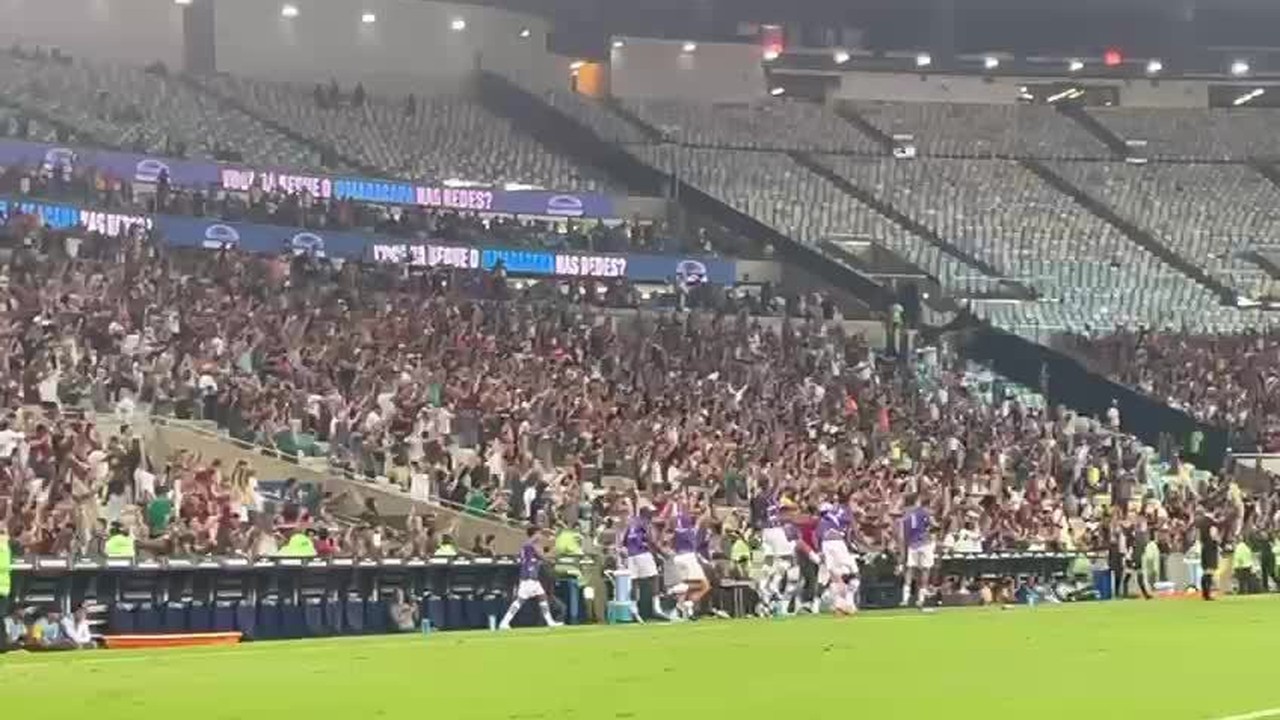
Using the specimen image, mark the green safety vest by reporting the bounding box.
[104,534,136,558]
[0,532,10,597]
[434,543,458,557]
[280,533,316,558]
[730,538,751,564]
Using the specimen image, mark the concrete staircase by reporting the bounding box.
[146,417,529,554]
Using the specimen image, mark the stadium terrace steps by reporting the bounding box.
[1018,157,1238,306]
[790,150,1037,300]
[1057,105,1129,159]
[832,103,897,154]
[180,73,377,176]
[151,419,529,554]
[1240,250,1280,281]
[599,96,667,144]
[470,71,634,195]
[1248,159,1280,197]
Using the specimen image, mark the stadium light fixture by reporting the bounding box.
[1231,60,1250,76]
[173,0,192,6]
[612,39,624,49]
[769,86,785,96]
[983,56,999,70]
[1068,58,1084,72]
[915,53,932,68]
[280,4,299,18]
[833,50,851,65]
[518,28,532,39]
[450,17,466,31]
[1145,59,1162,75]
[1233,88,1265,106]
[361,12,376,24]
[763,49,779,61]
[682,42,697,53]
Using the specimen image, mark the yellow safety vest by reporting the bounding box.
[0,532,10,597]
[280,533,316,558]
[104,534,136,558]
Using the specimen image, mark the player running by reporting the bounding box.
[900,494,935,609]
[817,495,859,615]
[758,491,800,616]
[667,502,711,620]
[498,526,563,630]
[622,504,668,620]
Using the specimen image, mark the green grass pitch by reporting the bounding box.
[5,598,1279,720]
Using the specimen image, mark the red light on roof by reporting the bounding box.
[1103,49,1123,67]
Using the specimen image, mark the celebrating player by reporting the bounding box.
[498,526,563,630]
[667,502,711,620]
[900,493,935,609]
[758,492,800,616]
[622,504,667,620]
[818,495,859,615]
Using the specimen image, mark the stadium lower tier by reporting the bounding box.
[10,552,1119,640]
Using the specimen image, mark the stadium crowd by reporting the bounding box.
[0,216,1267,590]
[1060,329,1280,452]
[0,151,700,254]
[0,50,1278,633]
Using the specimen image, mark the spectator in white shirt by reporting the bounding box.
[61,605,94,649]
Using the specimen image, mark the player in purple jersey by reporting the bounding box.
[621,504,666,620]
[498,526,562,630]
[899,494,935,609]
[817,494,860,615]
[666,504,710,620]
[758,493,800,616]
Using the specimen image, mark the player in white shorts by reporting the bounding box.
[666,505,710,619]
[900,494,935,608]
[817,497,859,615]
[757,494,800,616]
[498,527,562,629]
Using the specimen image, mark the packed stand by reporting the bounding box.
[1060,328,1280,451]
[0,151,681,253]
[204,75,605,191]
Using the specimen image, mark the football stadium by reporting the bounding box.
[6,0,1280,717]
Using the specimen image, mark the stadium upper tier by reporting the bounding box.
[1048,161,1280,300]
[0,53,322,169]
[6,53,1280,336]
[847,101,1111,159]
[1089,107,1280,161]
[202,75,606,192]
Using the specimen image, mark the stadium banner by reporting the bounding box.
[366,242,737,285]
[0,138,618,218]
[0,197,152,235]
[0,138,220,186]
[154,215,372,258]
[0,197,720,282]
[220,167,618,218]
